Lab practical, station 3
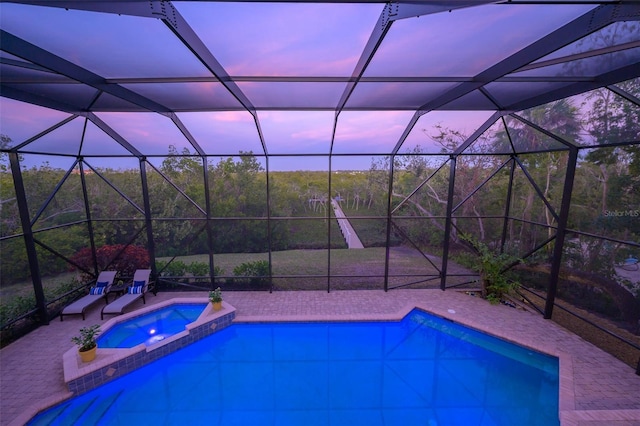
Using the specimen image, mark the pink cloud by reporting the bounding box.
[0,98,72,146]
[175,2,382,77]
[365,4,593,77]
[96,112,192,155]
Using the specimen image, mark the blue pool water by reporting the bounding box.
[31,309,559,425]
[97,303,206,348]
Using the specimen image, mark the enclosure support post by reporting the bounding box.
[383,155,395,292]
[500,156,516,253]
[440,155,457,291]
[78,159,98,277]
[327,157,333,293]
[202,157,216,289]
[544,147,578,319]
[265,155,274,293]
[10,152,48,324]
[139,158,158,293]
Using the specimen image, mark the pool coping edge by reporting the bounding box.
[16,297,583,426]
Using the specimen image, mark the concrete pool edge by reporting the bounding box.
[6,289,639,426]
[19,297,580,425]
[62,298,235,394]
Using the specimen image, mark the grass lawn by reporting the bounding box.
[3,247,474,306]
[0,272,78,300]
[160,247,437,276]
[159,246,473,290]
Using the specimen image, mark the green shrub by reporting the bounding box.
[156,260,224,286]
[155,260,167,272]
[213,265,223,277]
[186,261,224,283]
[231,260,270,287]
[0,278,78,328]
[459,233,521,303]
[186,261,209,277]
[0,295,35,327]
[156,260,188,286]
[162,260,187,277]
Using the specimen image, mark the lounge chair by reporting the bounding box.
[101,269,153,319]
[60,271,118,321]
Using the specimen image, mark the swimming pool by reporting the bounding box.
[31,309,559,425]
[97,303,207,348]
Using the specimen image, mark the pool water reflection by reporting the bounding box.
[32,309,559,425]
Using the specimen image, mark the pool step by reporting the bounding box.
[80,391,123,424]
[35,396,97,425]
[25,401,70,425]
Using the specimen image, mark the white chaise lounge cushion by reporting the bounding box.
[60,270,118,320]
[101,269,151,318]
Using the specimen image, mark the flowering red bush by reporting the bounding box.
[70,244,150,280]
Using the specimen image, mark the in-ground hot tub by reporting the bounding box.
[62,298,235,395]
[97,303,207,348]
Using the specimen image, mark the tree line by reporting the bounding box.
[1,84,638,287]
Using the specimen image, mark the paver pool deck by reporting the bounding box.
[1,289,639,425]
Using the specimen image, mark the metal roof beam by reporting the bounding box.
[82,112,144,158]
[165,112,207,157]
[0,30,173,114]
[2,0,495,8]
[387,1,497,21]
[414,4,640,114]
[1,73,604,85]
[1,1,175,18]
[453,111,505,155]
[331,2,495,153]
[607,83,640,108]
[515,40,640,74]
[36,1,265,154]
[387,4,638,156]
[0,83,84,113]
[334,1,495,117]
[154,5,257,114]
[504,62,640,112]
[334,3,394,120]
[5,0,631,4]
[12,115,78,151]
[152,2,268,156]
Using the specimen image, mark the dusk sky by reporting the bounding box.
[0,1,622,170]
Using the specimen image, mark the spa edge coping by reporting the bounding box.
[62,298,235,384]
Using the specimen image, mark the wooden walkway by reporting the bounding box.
[331,199,364,249]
